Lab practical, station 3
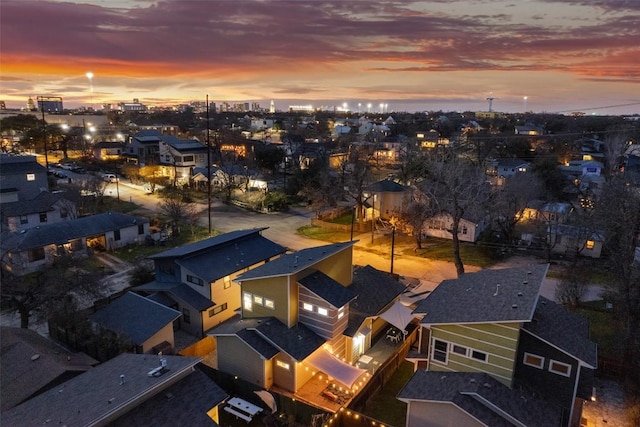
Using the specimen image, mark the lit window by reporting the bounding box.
[452,345,467,356]
[303,303,313,312]
[209,303,228,317]
[224,276,232,289]
[317,307,328,316]
[254,295,263,305]
[265,299,274,309]
[432,339,448,363]
[26,173,35,181]
[338,311,344,319]
[549,360,571,377]
[586,240,595,250]
[523,353,544,369]
[471,350,487,362]
[243,292,252,311]
[276,360,290,370]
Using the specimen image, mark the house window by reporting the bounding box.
[243,292,252,311]
[19,215,28,225]
[28,247,46,262]
[338,310,345,319]
[432,339,448,363]
[276,360,290,370]
[523,353,545,369]
[187,274,203,286]
[549,360,571,377]
[461,226,468,235]
[317,307,328,316]
[26,173,36,181]
[183,155,194,162]
[182,308,190,324]
[254,295,264,305]
[39,212,47,223]
[138,224,144,235]
[223,276,231,289]
[265,299,274,309]
[452,345,468,356]
[471,350,488,362]
[114,229,121,241]
[209,303,228,317]
[586,240,595,250]
[303,303,313,312]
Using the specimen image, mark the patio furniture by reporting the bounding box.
[223,397,263,423]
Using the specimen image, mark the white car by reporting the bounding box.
[102,173,118,183]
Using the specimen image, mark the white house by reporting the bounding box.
[423,212,487,243]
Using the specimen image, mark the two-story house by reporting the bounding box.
[364,179,410,221]
[134,228,287,338]
[401,265,597,427]
[123,130,162,166]
[208,242,412,399]
[158,137,208,185]
[1,191,77,232]
[0,154,48,204]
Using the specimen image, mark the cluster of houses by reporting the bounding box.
[1,214,599,425]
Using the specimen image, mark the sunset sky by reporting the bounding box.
[1,0,639,114]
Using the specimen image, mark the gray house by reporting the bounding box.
[0,154,48,203]
[1,191,77,232]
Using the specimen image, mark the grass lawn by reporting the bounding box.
[297,225,352,242]
[361,361,413,426]
[577,300,624,360]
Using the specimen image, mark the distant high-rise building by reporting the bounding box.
[270,100,275,114]
[118,99,147,112]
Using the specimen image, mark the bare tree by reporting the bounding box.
[157,190,199,236]
[0,255,105,329]
[393,186,435,250]
[418,150,491,276]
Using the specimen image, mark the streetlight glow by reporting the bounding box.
[86,72,94,110]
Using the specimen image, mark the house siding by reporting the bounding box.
[141,323,175,354]
[242,276,290,325]
[514,329,580,414]
[273,353,297,393]
[217,336,270,388]
[429,323,521,386]
[298,286,348,339]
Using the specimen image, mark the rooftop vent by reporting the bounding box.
[483,383,492,388]
[493,284,501,297]
[517,291,523,297]
[31,354,40,361]
[512,304,518,309]
[523,280,528,285]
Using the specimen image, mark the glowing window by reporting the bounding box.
[317,307,328,316]
[254,295,263,305]
[338,311,344,319]
[303,303,313,312]
[586,240,595,250]
[265,299,275,309]
[549,360,571,377]
[243,292,252,311]
[223,276,232,289]
[26,173,35,181]
[276,360,290,370]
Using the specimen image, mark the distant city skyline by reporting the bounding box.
[1,0,639,115]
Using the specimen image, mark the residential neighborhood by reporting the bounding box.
[1,106,638,427]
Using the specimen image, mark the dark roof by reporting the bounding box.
[109,368,227,427]
[1,327,97,412]
[2,354,201,426]
[168,283,216,312]
[298,270,357,309]
[365,179,408,193]
[345,265,406,336]
[413,264,548,324]
[0,155,47,174]
[496,158,530,168]
[149,228,272,259]
[237,329,280,359]
[524,297,598,368]
[1,212,149,252]
[175,234,286,283]
[0,191,66,217]
[397,371,562,427]
[253,318,325,361]
[90,292,181,345]
[166,139,207,152]
[236,241,355,281]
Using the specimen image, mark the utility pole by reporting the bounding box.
[37,96,49,169]
[390,226,396,275]
[206,94,212,235]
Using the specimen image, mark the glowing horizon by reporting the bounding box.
[1,0,639,114]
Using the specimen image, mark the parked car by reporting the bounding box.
[102,173,118,183]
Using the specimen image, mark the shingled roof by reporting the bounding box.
[253,318,325,361]
[397,371,562,427]
[413,264,548,324]
[298,270,357,309]
[524,296,598,368]
[1,212,148,251]
[90,292,181,345]
[236,241,355,281]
